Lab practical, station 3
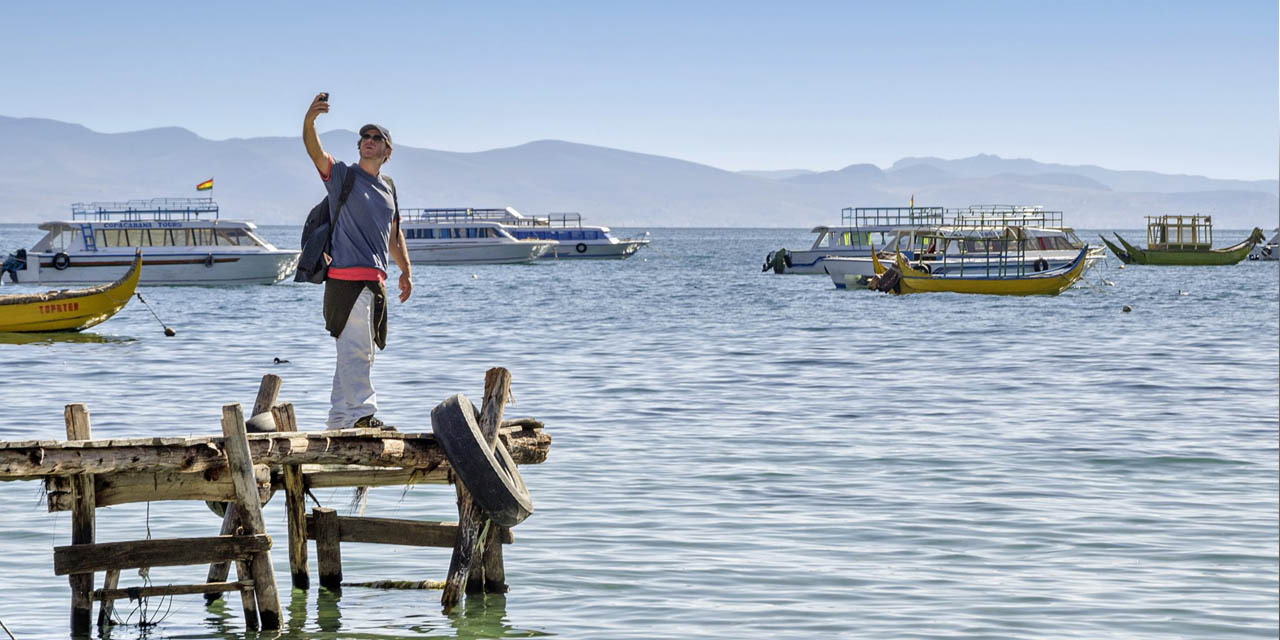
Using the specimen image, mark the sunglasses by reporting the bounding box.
[361,133,385,142]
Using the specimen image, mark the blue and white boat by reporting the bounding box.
[400,207,648,261]
[398,209,556,264]
[762,206,946,274]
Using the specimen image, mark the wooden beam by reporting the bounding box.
[65,403,94,636]
[95,581,252,602]
[443,368,511,609]
[314,507,342,591]
[222,403,281,630]
[275,403,309,590]
[2,428,551,480]
[54,535,270,575]
[302,515,513,548]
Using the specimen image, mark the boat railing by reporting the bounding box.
[952,205,1062,229]
[400,208,517,224]
[918,227,1036,278]
[840,206,946,228]
[1145,214,1212,249]
[535,212,584,228]
[70,197,219,221]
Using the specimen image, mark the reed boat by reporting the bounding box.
[0,251,140,332]
[1104,216,1265,266]
[870,244,1089,296]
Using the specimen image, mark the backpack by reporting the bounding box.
[295,170,358,283]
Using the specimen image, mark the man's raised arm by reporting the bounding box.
[303,92,331,176]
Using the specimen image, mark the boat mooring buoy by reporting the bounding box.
[1122,305,1132,313]
[135,293,176,336]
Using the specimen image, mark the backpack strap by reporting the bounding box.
[382,175,401,232]
[329,168,359,243]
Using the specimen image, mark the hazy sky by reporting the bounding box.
[4,1,1276,179]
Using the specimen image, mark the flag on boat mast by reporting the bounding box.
[196,178,214,192]
[909,194,914,208]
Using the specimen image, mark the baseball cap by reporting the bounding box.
[359,124,392,148]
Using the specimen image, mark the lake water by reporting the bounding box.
[0,225,1276,639]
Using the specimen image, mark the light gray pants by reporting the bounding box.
[327,288,376,429]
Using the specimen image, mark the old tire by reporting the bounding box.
[431,393,533,527]
[575,242,588,254]
[53,252,71,270]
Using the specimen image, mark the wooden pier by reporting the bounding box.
[0,368,550,634]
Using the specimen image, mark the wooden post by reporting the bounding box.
[274,403,309,590]
[235,557,259,630]
[249,374,282,431]
[97,569,119,628]
[442,368,511,608]
[205,504,243,605]
[65,403,95,636]
[314,507,342,590]
[221,403,282,630]
[207,374,281,602]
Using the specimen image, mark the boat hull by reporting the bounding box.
[405,241,554,265]
[872,248,1089,296]
[542,239,649,260]
[25,250,300,286]
[826,248,1099,289]
[1111,229,1263,266]
[0,252,141,332]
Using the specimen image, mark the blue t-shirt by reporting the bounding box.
[323,160,396,276]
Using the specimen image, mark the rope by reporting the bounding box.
[0,616,17,640]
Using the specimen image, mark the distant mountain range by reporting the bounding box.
[1,115,1275,228]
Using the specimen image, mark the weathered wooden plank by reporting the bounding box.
[204,504,242,605]
[65,403,95,636]
[90,465,271,510]
[314,507,342,590]
[3,427,551,481]
[98,569,119,627]
[54,535,270,575]
[303,466,451,489]
[250,374,282,429]
[275,403,309,590]
[222,404,281,630]
[301,515,513,548]
[443,368,511,609]
[95,581,251,602]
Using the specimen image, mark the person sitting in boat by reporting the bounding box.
[1,249,26,284]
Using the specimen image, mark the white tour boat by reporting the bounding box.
[398,209,556,264]
[499,209,649,259]
[763,206,947,274]
[12,198,299,286]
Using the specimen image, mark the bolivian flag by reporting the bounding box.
[196,178,214,191]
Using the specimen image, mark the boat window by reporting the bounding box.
[440,228,452,239]
[466,228,478,238]
[215,228,251,246]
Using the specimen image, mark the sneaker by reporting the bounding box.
[353,415,395,431]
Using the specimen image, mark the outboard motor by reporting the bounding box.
[762,248,790,274]
[870,265,901,293]
[1,249,26,284]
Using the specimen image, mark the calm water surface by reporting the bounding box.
[0,225,1276,639]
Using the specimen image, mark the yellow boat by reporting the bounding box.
[871,245,1088,296]
[0,251,140,332]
